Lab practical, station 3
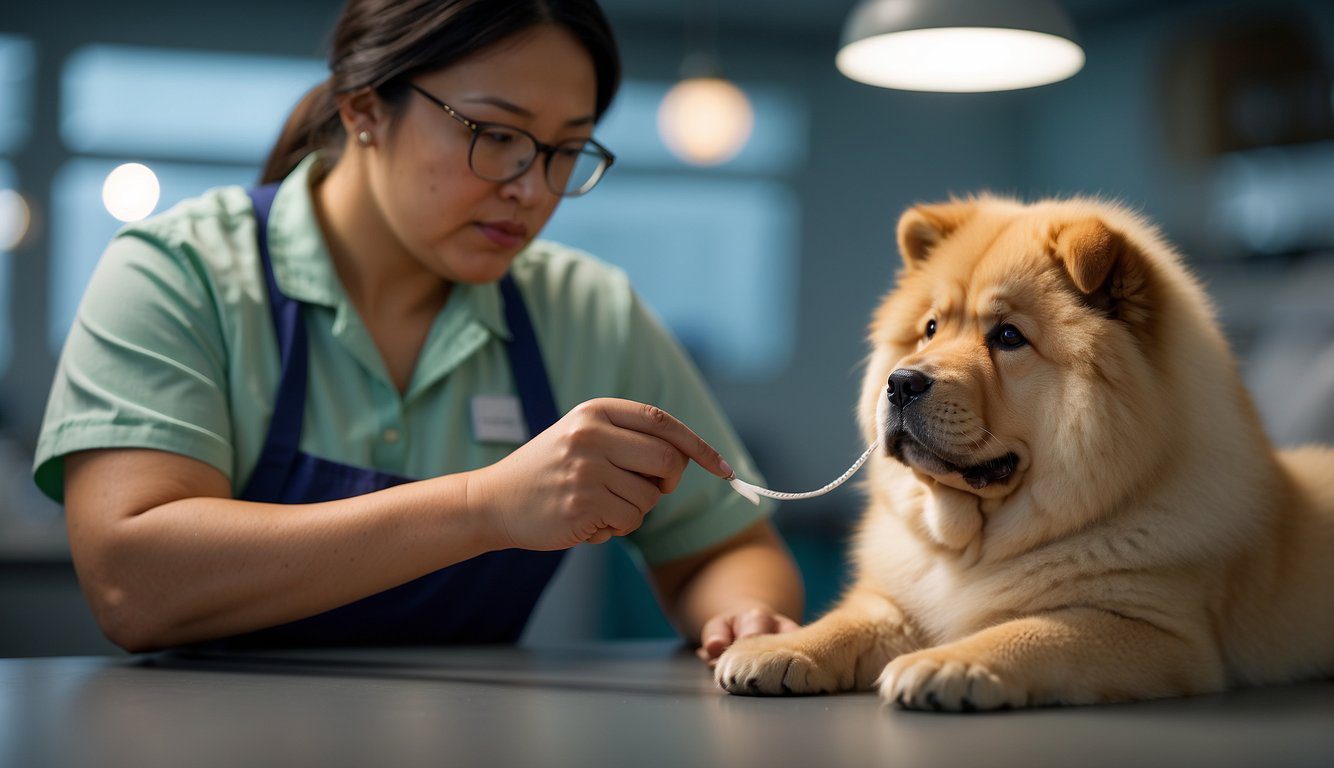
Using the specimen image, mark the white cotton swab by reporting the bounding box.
[725,440,879,505]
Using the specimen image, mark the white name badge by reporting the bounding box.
[470,395,529,444]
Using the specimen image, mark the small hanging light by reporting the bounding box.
[102,162,160,222]
[0,189,31,251]
[658,2,754,166]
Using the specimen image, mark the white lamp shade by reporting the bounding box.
[657,77,755,166]
[837,0,1085,92]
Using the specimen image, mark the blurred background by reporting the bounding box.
[2,0,1333,656]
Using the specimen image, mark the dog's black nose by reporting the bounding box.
[887,369,933,409]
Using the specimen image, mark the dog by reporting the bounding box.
[715,195,1334,710]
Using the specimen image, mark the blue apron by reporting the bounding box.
[210,184,566,648]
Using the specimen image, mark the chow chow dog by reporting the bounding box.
[716,195,1334,710]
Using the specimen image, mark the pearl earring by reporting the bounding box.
[357,130,372,146]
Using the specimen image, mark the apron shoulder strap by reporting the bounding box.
[498,274,561,438]
[240,183,309,500]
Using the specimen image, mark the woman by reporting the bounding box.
[34,0,802,660]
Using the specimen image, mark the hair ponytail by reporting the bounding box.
[260,79,343,184]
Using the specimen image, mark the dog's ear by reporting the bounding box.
[1053,218,1151,324]
[896,200,976,269]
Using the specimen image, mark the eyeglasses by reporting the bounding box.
[409,83,616,198]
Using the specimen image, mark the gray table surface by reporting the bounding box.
[2,640,1332,768]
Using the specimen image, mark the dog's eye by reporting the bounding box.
[993,324,1028,349]
[924,319,937,339]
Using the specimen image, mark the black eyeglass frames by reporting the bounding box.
[409,83,615,198]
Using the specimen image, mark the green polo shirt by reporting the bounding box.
[34,152,773,565]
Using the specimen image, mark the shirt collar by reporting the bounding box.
[266,152,341,308]
[264,151,511,341]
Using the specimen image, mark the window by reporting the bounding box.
[60,45,326,161]
[1211,142,1334,255]
[542,174,799,378]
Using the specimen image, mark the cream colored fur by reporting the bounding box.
[715,195,1334,710]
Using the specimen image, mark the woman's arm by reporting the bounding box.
[649,519,805,664]
[66,399,733,653]
[65,448,499,653]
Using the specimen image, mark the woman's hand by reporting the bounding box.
[696,604,801,666]
[467,398,733,552]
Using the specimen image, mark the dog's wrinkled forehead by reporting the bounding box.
[884,220,1065,339]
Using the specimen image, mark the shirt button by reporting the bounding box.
[382,428,401,444]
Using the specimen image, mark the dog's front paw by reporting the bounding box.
[714,634,843,696]
[877,650,1026,711]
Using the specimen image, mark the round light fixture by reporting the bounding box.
[102,163,160,222]
[658,76,755,166]
[0,189,30,251]
[837,0,1085,92]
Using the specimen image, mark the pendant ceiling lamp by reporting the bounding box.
[658,0,754,166]
[836,0,1085,92]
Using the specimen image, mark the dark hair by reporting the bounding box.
[261,0,621,184]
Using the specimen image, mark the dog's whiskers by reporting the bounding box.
[975,424,1009,458]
